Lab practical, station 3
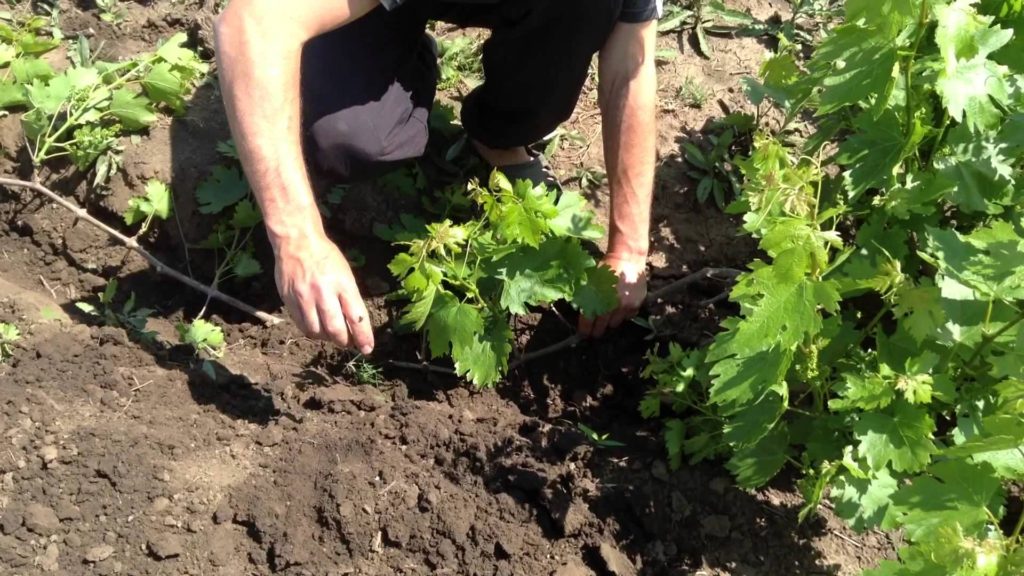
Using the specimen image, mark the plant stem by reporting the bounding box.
[647,267,744,303]
[0,177,284,326]
[1011,507,1024,544]
[903,0,931,137]
[965,310,1024,368]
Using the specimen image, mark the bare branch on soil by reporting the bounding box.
[646,267,744,304]
[0,177,284,326]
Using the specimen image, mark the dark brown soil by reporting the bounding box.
[0,2,897,575]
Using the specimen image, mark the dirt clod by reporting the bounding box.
[85,544,115,563]
[24,503,60,536]
[37,543,59,572]
[147,534,185,560]
[600,542,638,576]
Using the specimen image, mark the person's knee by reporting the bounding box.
[309,82,429,181]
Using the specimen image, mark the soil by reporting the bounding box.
[1,2,897,575]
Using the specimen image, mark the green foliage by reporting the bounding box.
[644,1,1024,574]
[387,171,617,387]
[123,179,172,235]
[176,318,225,359]
[436,35,482,91]
[683,113,754,208]
[0,322,20,362]
[75,278,157,342]
[577,423,626,448]
[0,29,206,185]
[194,141,264,287]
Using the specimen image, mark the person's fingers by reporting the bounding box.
[290,291,322,339]
[340,283,374,355]
[609,306,639,329]
[578,315,595,338]
[592,314,611,338]
[316,288,349,348]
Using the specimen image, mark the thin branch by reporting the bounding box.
[387,360,457,376]
[510,334,582,370]
[646,267,743,304]
[0,177,283,326]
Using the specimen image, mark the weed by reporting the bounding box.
[677,76,709,108]
[75,278,157,342]
[576,423,626,448]
[0,322,20,362]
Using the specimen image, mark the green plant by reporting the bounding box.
[193,141,264,289]
[0,31,206,186]
[176,318,225,358]
[123,178,172,236]
[576,423,626,448]
[0,322,20,362]
[678,75,709,108]
[344,354,385,387]
[682,113,754,208]
[645,1,1024,574]
[436,34,482,91]
[95,0,125,24]
[387,171,618,387]
[75,278,157,342]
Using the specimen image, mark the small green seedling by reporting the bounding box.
[436,35,482,91]
[0,322,21,362]
[194,143,265,287]
[95,0,125,24]
[344,354,385,387]
[76,278,157,342]
[123,179,172,236]
[176,317,225,363]
[678,76,709,108]
[577,423,626,448]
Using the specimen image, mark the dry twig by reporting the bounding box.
[0,177,283,326]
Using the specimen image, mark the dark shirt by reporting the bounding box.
[379,0,662,23]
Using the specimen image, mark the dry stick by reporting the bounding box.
[389,266,746,377]
[0,177,284,326]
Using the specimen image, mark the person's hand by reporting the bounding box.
[273,232,374,354]
[578,254,648,338]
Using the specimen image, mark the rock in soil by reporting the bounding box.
[85,544,115,563]
[37,543,59,572]
[148,534,184,560]
[701,514,732,539]
[24,503,60,536]
[599,542,637,576]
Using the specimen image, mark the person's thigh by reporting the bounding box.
[432,0,625,149]
[300,3,437,182]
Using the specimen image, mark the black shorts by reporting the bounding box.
[300,0,628,182]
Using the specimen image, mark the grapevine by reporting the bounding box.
[644,1,1024,574]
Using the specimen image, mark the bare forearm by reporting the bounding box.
[213,0,376,251]
[599,22,657,260]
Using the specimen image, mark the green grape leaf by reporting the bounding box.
[921,224,1024,301]
[230,251,262,279]
[936,57,1010,133]
[548,191,604,240]
[453,314,512,388]
[123,179,172,225]
[177,318,225,355]
[886,459,1003,541]
[492,237,591,314]
[571,264,619,319]
[142,62,190,113]
[230,199,262,229]
[109,88,157,130]
[708,342,792,414]
[837,109,926,197]
[935,0,1014,66]
[196,166,250,214]
[832,468,899,532]
[807,23,899,114]
[830,372,897,412]
[721,390,787,447]
[854,400,937,473]
[726,273,839,356]
[10,57,54,84]
[725,424,789,489]
[426,292,484,359]
[893,280,946,344]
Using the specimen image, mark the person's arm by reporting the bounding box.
[580,19,657,338]
[214,0,379,353]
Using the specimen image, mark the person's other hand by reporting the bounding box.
[273,232,374,354]
[578,254,648,338]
